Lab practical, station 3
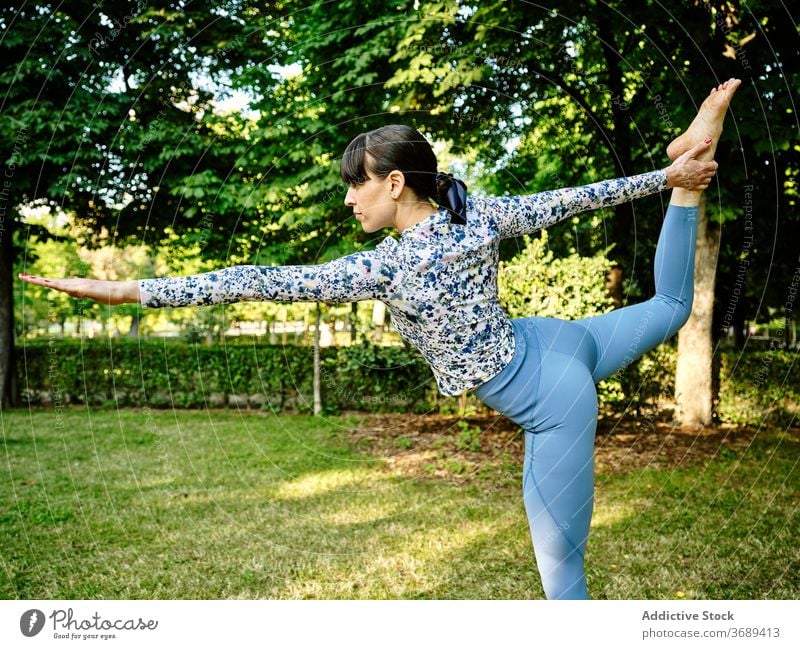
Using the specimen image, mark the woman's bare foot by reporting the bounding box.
[666,78,741,161]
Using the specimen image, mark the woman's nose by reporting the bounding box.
[344,187,355,206]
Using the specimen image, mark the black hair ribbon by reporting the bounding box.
[435,172,468,225]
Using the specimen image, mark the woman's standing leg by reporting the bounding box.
[519,347,599,599]
[475,318,601,599]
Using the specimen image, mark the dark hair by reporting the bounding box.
[340,124,457,205]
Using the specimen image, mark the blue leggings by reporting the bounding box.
[474,203,698,599]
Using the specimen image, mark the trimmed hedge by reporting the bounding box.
[16,339,435,413]
[15,340,798,425]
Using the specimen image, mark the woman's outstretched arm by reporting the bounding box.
[490,139,717,239]
[19,241,396,307]
[138,249,392,307]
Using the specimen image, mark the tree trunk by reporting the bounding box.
[0,216,18,410]
[596,5,636,272]
[675,197,719,427]
[371,300,386,343]
[313,302,321,416]
[269,317,277,344]
[605,266,625,309]
[127,313,140,338]
[350,302,358,345]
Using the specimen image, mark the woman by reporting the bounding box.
[19,78,740,599]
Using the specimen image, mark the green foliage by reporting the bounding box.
[15,237,92,330]
[321,344,434,413]
[603,346,799,425]
[498,230,615,319]
[17,339,437,414]
[455,420,482,452]
[600,344,677,416]
[17,340,797,425]
[717,350,800,426]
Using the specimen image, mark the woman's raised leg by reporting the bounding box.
[574,77,739,377]
[575,187,702,381]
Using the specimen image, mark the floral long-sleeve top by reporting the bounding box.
[139,169,669,395]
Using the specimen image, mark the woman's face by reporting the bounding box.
[343,170,396,233]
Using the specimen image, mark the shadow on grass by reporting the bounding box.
[1,408,797,599]
[1,408,531,598]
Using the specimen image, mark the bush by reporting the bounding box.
[16,339,438,414]
[321,344,435,413]
[717,349,800,426]
[498,230,616,320]
[601,344,677,417]
[14,337,678,417]
[17,339,796,425]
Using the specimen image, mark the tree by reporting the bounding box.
[1,1,273,408]
[3,1,454,410]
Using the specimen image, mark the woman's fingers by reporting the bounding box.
[19,273,141,305]
[19,274,133,305]
[20,274,69,293]
[685,138,712,160]
[18,273,50,287]
[666,138,718,190]
[695,174,714,190]
[19,275,106,302]
[18,274,79,295]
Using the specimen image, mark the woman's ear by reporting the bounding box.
[388,170,406,199]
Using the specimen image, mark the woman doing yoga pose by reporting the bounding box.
[19,78,741,599]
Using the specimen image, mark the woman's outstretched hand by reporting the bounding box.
[665,139,719,191]
[17,274,140,305]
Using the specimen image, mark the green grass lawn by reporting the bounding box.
[1,408,798,599]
